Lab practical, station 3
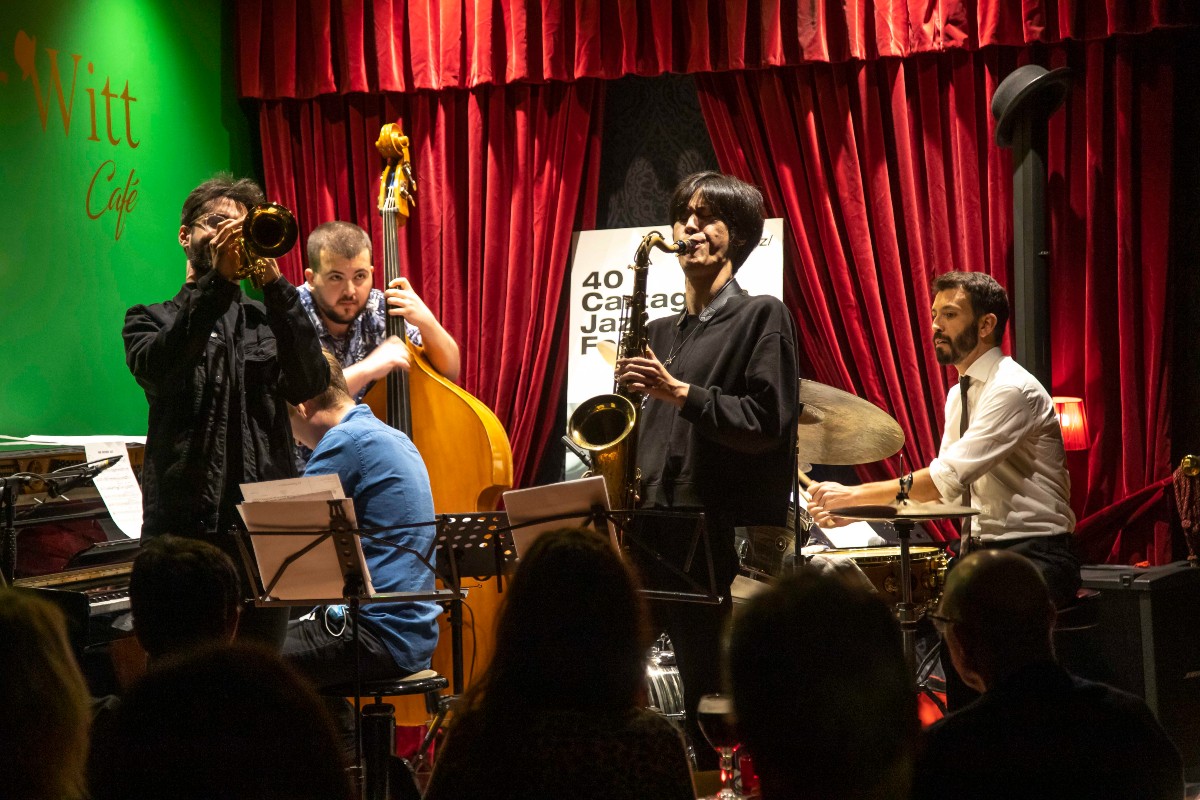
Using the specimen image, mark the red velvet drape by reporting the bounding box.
[238,2,1195,558]
[257,82,604,487]
[237,0,1197,97]
[694,31,1183,551]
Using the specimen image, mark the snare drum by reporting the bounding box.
[821,546,948,611]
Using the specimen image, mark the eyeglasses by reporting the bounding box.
[926,611,961,635]
[192,213,231,230]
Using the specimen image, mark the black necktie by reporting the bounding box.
[959,375,972,543]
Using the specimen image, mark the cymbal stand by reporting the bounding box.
[892,473,920,671]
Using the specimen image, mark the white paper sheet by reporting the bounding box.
[80,442,144,539]
[503,476,616,556]
[239,474,345,502]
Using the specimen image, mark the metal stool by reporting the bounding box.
[321,670,449,800]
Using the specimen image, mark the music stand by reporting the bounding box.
[501,481,719,606]
[233,500,459,786]
[605,508,719,605]
[432,512,519,693]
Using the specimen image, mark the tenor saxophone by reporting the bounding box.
[567,231,694,510]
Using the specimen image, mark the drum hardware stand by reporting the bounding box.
[891,473,921,671]
[833,474,976,709]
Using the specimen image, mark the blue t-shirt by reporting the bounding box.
[305,404,439,673]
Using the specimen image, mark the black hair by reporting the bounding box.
[129,535,241,660]
[91,643,352,800]
[669,171,766,272]
[179,173,265,227]
[729,570,919,799]
[931,271,1010,343]
[461,527,651,716]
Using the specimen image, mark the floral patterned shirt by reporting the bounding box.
[296,284,421,402]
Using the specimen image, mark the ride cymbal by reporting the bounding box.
[832,501,979,522]
[797,380,904,465]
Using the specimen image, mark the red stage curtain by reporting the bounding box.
[695,31,1182,548]
[256,81,604,487]
[237,0,1196,97]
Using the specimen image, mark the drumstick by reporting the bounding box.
[796,467,813,503]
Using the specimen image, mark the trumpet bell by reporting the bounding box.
[234,202,299,287]
[244,203,298,258]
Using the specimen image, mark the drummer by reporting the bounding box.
[808,271,1079,609]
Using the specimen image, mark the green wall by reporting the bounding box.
[0,0,257,436]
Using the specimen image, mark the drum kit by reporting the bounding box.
[746,380,977,668]
[648,379,976,720]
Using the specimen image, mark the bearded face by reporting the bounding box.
[933,322,979,366]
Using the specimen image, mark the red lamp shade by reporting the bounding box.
[1052,396,1089,451]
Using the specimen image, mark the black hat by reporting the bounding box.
[991,65,1073,147]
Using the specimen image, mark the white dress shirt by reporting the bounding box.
[928,347,1075,541]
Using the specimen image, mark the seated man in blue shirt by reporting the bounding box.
[283,351,440,685]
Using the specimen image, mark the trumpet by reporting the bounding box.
[567,231,694,510]
[233,202,298,288]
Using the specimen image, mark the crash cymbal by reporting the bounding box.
[832,501,979,522]
[796,381,905,465]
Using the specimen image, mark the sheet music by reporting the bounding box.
[238,498,374,602]
[82,441,143,539]
[503,476,617,556]
[1,433,147,446]
[239,474,345,502]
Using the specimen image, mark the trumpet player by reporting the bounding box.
[616,171,800,768]
[122,174,329,648]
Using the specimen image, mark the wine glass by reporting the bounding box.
[696,693,740,799]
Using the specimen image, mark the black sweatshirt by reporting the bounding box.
[637,282,800,539]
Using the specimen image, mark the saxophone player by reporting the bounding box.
[616,171,800,768]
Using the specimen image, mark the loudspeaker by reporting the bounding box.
[1080,562,1200,780]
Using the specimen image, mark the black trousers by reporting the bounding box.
[943,533,1081,710]
[630,512,740,770]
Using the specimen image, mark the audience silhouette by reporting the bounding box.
[728,568,919,800]
[424,526,694,800]
[0,589,93,800]
[913,549,1184,800]
[90,642,354,800]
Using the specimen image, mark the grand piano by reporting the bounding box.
[3,444,143,691]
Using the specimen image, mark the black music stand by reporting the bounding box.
[501,491,719,606]
[232,500,459,790]
[604,508,719,605]
[432,512,518,693]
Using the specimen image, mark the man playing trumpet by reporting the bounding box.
[123,174,329,646]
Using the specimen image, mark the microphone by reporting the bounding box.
[44,455,124,499]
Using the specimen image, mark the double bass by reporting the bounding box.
[365,123,513,722]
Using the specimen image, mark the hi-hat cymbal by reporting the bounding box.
[833,501,979,522]
[797,381,905,465]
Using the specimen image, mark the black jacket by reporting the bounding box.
[913,660,1184,800]
[123,271,329,546]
